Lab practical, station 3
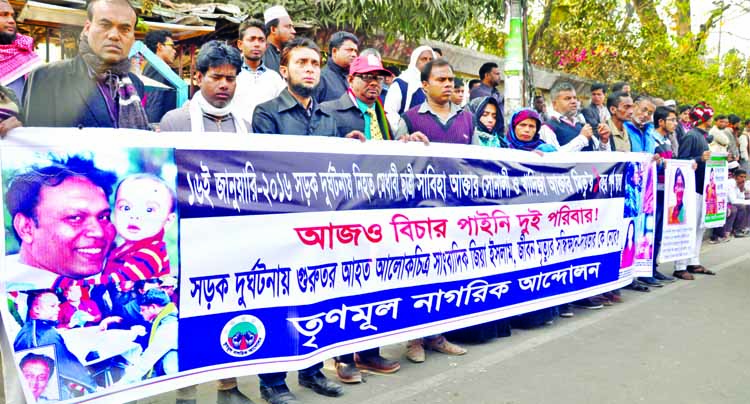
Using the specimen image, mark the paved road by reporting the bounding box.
[6,240,749,404]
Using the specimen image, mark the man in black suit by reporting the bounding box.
[22,0,148,129]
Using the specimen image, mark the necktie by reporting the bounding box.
[366,107,384,140]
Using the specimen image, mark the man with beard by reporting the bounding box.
[0,0,41,100]
[22,0,148,129]
[252,38,357,404]
[234,19,285,124]
[538,81,596,151]
[253,37,363,141]
[160,40,248,133]
[605,91,635,152]
[143,30,178,123]
[262,5,295,73]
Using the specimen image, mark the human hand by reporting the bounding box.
[345,130,366,142]
[580,124,593,139]
[0,117,22,138]
[701,150,711,162]
[597,123,610,142]
[399,132,430,145]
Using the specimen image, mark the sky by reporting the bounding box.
[692,1,750,59]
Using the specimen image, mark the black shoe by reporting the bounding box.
[260,384,301,404]
[638,277,664,287]
[625,280,650,292]
[298,371,344,397]
[218,387,255,404]
[570,298,604,310]
[653,269,676,283]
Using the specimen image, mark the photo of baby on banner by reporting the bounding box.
[1,149,180,402]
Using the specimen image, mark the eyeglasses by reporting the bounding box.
[355,74,386,83]
[163,42,176,48]
[666,118,678,122]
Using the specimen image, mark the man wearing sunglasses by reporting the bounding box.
[143,30,178,123]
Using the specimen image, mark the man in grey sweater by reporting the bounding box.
[159,41,249,134]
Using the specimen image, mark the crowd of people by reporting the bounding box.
[1,0,749,403]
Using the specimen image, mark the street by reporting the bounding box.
[5,239,749,404]
[137,238,750,404]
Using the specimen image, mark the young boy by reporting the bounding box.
[102,174,177,284]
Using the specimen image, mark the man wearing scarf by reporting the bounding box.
[0,0,41,100]
[22,0,148,129]
[159,41,248,134]
[383,45,436,130]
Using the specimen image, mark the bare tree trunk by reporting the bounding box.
[529,0,554,57]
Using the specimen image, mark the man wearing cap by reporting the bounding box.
[262,5,296,73]
[674,102,716,279]
[320,54,395,140]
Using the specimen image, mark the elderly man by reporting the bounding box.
[14,291,97,399]
[5,156,117,291]
[262,5,296,73]
[538,81,596,151]
[22,0,148,128]
[160,41,248,133]
[0,0,42,100]
[233,19,286,124]
[316,31,359,103]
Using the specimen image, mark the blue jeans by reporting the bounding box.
[259,362,323,387]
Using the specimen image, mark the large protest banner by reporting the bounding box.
[0,128,653,403]
[659,160,698,263]
[702,153,728,229]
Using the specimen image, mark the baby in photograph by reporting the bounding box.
[101,174,177,283]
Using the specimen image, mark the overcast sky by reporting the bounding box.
[692,1,750,59]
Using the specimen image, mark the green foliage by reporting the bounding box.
[240,0,506,42]
[528,0,750,116]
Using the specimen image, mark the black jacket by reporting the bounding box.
[252,88,338,136]
[316,61,349,103]
[581,103,604,127]
[320,93,392,139]
[143,63,177,123]
[22,56,145,128]
[678,127,710,194]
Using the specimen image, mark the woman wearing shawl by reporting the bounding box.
[468,96,507,148]
[383,46,436,129]
[506,108,557,153]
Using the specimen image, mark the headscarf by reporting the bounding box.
[398,46,437,98]
[506,108,547,151]
[468,96,506,147]
[0,34,42,86]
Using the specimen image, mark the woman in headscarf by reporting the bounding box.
[383,46,436,129]
[506,108,557,153]
[468,96,507,148]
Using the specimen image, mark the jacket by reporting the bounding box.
[581,103,609,128]
[252,88,338,136]
[143,63,177,123]
[316,61,349,103]
[678,127,710,194]
[22,56,145,128]
[320,92,393,139]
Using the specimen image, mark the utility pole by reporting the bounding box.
[504,0,525,125]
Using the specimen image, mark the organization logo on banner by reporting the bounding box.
[220,314,266,357]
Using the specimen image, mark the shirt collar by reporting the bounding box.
[242,62,268,74]
[417,101,461,120]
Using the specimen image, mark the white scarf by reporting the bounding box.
[189,90,248,134]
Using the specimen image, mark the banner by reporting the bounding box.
[702,153,728,228]
[659,160,698,263]
[0,129,653,403]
